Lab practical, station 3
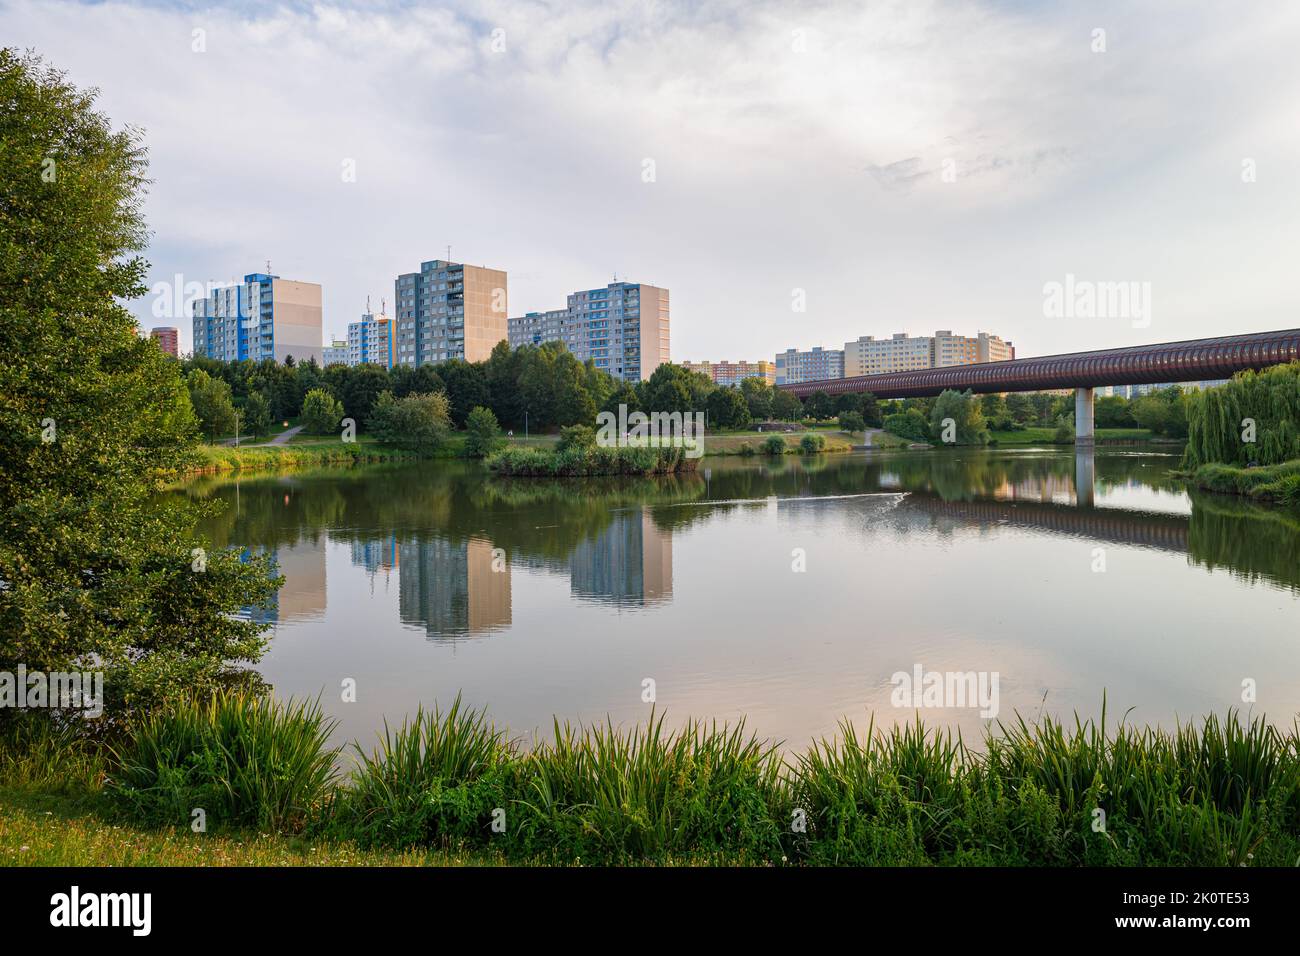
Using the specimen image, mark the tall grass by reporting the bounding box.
[331,696,515,848]
[109,691,339,832]
[515,712,785,862]
[9,697,1299,866]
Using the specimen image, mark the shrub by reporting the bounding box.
[301,387,344,436]
[1053,418,1075,444]
[463,405,503,458]
[838,411,865,433]
[110,691,339,832]
[762,435,787,456]
[368,390,451,451]
[739,443,756,457]
[556,424,598,454]
[799,433,826,454]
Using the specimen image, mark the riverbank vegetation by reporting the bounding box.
[1177,363,1300,503]
[3,697,1296,867]
[487,443,701,477]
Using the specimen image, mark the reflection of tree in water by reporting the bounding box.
[1186,491,1300,593]
[172,451,1300,602]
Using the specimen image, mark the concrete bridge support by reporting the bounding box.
[1074,447,1096,509]
[1074,387,1094,446]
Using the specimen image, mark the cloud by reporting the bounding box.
[5,0,1300,359]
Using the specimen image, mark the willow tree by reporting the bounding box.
[1183,363,1300,468]
[0,50,277,723]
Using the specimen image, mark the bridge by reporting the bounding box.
[779,327,1300,444]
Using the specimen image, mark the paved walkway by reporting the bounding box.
[219,424,304,448]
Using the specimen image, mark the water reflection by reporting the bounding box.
[177,448,1300,747]
[186,449,1300,638]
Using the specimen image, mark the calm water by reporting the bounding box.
[184,449,1300,749]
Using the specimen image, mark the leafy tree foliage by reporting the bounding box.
[0,49,276,722]
[463,406,503,458]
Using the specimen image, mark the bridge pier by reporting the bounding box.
[1074,447,1096,509]
[1074,387,1094,446]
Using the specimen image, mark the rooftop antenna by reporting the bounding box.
[446,244,452,263]
[265,259,272,275]
[366,294,371,314]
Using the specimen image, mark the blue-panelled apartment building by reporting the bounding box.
[191,273,324,365]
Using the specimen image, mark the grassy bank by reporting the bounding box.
[184,440,434,477]
[487,445,701,477]
[4,696,1297,867]
[1185,459,1300,504]
[704,430,855,455]
[988,427,1158,446]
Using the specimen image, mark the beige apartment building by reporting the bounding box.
[680,359,776,387]
[394,259,508,366]
[844,330,1014,377]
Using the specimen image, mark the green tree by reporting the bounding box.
[463,405,503,458]
[706,387,752,430]
[740,377,773,421]
[838,410,865,433]
[930,389,989,446]
[771,389,803,421]
[340,363,392,424]
[0,49,277,721]
[243,390,272,439]
[187,368,237,441]
[438,359,491,427]
[803,391,835,420]
[301,387,343,435]
[367,390,451,451]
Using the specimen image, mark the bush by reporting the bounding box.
[368,390,451,451]
[1053,418,1075,444]
[762,435,787,456]
[556,424,598,454]
[883,409,929,443]
[838,411,865,433]
[463,405,503,458]
[301,387,344,436]
[739,443,756,457]
[110,691,339,832]
[799,433,826,454]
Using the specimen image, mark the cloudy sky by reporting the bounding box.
[7,0,1299,360]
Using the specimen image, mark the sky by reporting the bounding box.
[6,0,1300,360]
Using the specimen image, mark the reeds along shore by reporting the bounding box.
[4,694,1297,866]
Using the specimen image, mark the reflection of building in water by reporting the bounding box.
[251,540,327,624]
[569,507,672,607]
[398,536,511,638]
[350,536,398,576]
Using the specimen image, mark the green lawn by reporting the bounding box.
[0,787,505,867]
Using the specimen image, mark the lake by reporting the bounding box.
[183,448,1300,751]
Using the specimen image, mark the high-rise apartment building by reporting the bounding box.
[323,340,348,365]
[393,259,508,367]
[191,272,323,365]
[347,306,394,368]
[680,359,776,387]
[843,330,1016,377]
[150,326,178,357]
[507,282,670,383]
[775,347,844,386]
[844,333,933,377]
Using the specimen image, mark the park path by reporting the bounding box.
[261,425,304,446]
